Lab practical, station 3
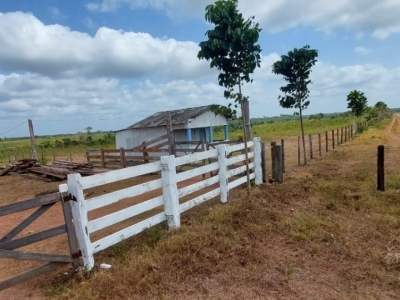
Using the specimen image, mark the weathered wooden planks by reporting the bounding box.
[0,262,67,292]
[0,193,60,216]
[0,225,66,250]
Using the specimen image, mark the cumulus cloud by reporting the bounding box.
[87,0,400,39]
[2,53,399,136]
[0,12,212,79]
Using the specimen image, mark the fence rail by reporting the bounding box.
[64,138,262,270]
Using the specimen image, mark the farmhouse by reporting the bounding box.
[115,105,229,149]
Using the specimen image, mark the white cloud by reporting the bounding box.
[87,0,400,39]
[2,53,400,136]
[354,46,373,55]
[0,12,212,79]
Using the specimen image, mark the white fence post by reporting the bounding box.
[67,173,94,270]
[217,144,228,203]
[254,137,262,186]
[161,155,180,229]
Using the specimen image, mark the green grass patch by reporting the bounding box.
[216,117,354,141]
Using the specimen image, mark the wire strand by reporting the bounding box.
[0,120,27,136]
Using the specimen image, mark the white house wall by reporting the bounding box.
[116,111,228,149]
[186,111,227,128]
[116,127,165,149]
[116,128,190,149]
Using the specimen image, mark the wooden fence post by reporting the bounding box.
[166,112,175,156]
[52,148,56,162]
[297,136,301,166]
[337,128,339,145]
[67,173,94,270]
[254,138,262,185]
[309,135,313,159]
[271,142,277,179]
[318,133,322,156]
[142,142,149,164]
[86,150,90,164]
[332,130,335,149]
[377,145,385,191]
[341,128,343,144]
[160,155,180,229]
[281,139,285,173]
[119,148,125,168]
[70,149,73,161]
[59,190,81,268]
[351,125,354,139]
[217,144,229,203]
[345,127,347,142]
[325,131,328,152]
[274,145,283,184]
[100,148,105,168]
[261,142,267,183]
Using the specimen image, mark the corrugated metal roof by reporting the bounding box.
[126,105,212,129]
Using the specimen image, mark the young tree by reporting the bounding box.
[198,0,262,191]
[272,45,318,165]
[346,90,368,118]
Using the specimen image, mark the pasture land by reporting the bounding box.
[0,115,399,299]
[1,116,354,165]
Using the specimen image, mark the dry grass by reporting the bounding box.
[36,118,400,300]
[2,116,400,299]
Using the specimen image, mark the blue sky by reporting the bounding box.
[0,0,399,137]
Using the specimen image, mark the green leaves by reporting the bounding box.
[346,90,368,117]
[198,0,262,106]
[272,45,318,111]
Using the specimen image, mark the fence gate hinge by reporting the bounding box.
[72,250,82,259]
[67,194,77,202]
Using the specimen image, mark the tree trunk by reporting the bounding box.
[299,105,307,165]
[242,101,252,141]
[238,78,251,195]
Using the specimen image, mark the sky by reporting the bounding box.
[0,0,399,138]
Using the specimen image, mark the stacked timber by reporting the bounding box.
[0,159,37,176]
[0,159,108,180]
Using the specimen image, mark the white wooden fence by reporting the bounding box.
[59,138,262,270]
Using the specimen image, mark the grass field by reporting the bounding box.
[1,116,355,165]
[216,116,355,141]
